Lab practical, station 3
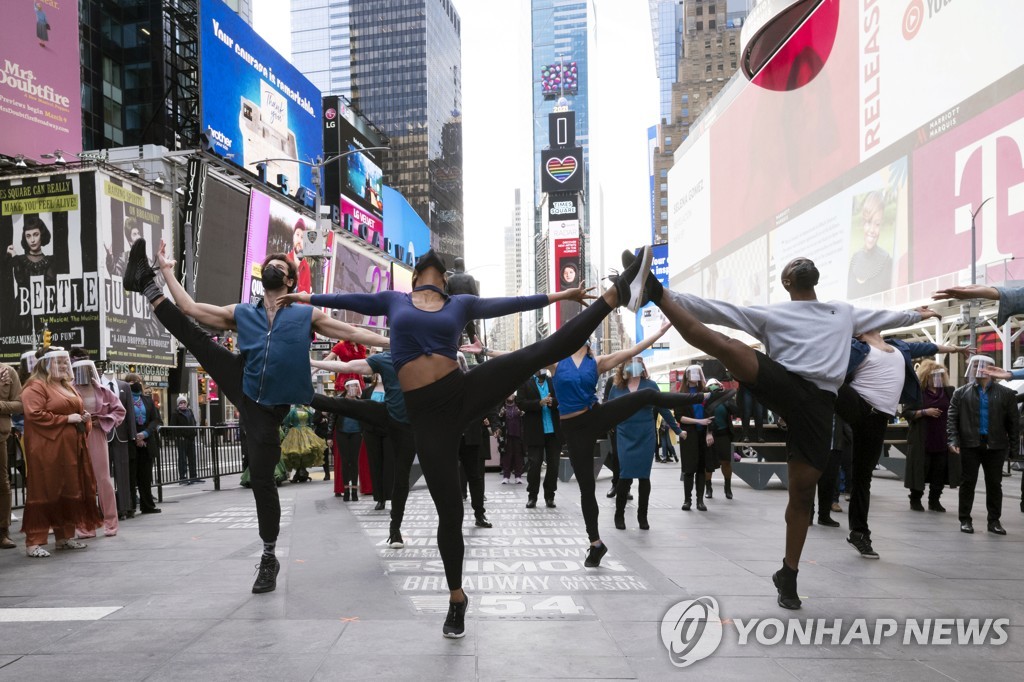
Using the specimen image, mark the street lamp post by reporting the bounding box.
[969,196,994,349]
[249,147,389,259]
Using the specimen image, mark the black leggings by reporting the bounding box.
[310,395,416,533]
[561,389,700,542]
[401,297,616,591]
[154,300,288,543]
[616,478,651,516]
[336,432,362,487]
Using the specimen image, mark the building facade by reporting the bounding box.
[650,0,747,244]
[291,0,465,261]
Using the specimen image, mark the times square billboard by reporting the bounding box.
[667,0,1024,318]
[199,0,322,192]
[0,1,83,162]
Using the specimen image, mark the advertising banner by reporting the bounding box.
[330,240,392,330]
[911,89,1024,284]
[549,218,579,241]
[199,0,322,191]
[0,1,82,161]
[553,237,580,328]
[98,174,175,366]
[337,115,384,222]
[667,132,711,278]
[339,195,384,249]
[859,0,1024,162]
[0,172,99,360]
[548,195,579,222]
[194,175,249,308]
[383,185,431,266]
[635,244,670,358]
[242,189,316,303]
[541,148,585,194]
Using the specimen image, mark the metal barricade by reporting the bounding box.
[7,425,246,510]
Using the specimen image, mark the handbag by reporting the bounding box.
[45,23,50,30]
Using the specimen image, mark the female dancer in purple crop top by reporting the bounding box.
[282,247,655,639]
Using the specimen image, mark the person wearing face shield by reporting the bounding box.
[121,238,389,596]
[902,360,959,514]
[705,379,741,501]
[68,353,126,539]
[948,355,1020,535]
[20,350,104,557]
[675,364,719,510]
[606,356,688,531]
[626,249,937,609]
[333,382,364,499]
[838,331,969,559]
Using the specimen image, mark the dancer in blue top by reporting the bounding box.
[282,246,656,638]
[607,354,712,531]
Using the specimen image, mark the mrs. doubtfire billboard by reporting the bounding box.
[0,1,83,161]
[199,0,322,191]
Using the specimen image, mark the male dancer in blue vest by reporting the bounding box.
[122,239,389,593]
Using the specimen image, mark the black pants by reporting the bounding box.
[310,394,416,534]
[681,427,708,502]
[605,427,620,486]
[910,450,949,503]
[336,432,362,487]
[739,384,764,440]
[109,438,131,515]
[363,429,393,502]
[562,389,697,542]
[176,439,197,480]
[401,297,616,590]
[459,440,486,517]
[815,450,841,519]
[959,447,1006,524]
[526,434,561,501]
[154,299,288,543]
[127,440,138,511]
[132,442,157,512]
[835,385,891,537]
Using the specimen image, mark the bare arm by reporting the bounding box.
[155,240,237,330]
[595,321,671,374]
[310,358,373,375]
[311,309,390,349]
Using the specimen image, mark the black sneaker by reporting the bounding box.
[545,498,556,508]
[816,516,841,528]
[847,531,879,559]
[388,531,404,548]
[526,497,537,509]
[121,238,155,293]
[584,542,608,568]
[909,498,925,512]
[606,485,616,498]
[442,593,469,639]
[474,515,492,528]
[610,245,652,312]
[252,554,280,594]
[928,501,946,512]
[772,562,801,610]
[619,247,663,308]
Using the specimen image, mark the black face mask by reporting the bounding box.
[788,261,820,289]
[261,265,288,291]
[130,382,142,394]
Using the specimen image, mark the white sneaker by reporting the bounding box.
[515,477,523,484]
[501,478,510,485]
[623,245,653,313]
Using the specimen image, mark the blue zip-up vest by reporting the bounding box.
[235,302,314,406]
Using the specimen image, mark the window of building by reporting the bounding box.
[681,107,689,117]
[664,136,672,147]
[660,183,667,192]
[705,64,711,73]
[731,60,737,69]
[681,93,689,104]
[704,39,711,49]
[696,6,703,15]
[660,211,668,221]
[660,169,667,178]
[709,19,716,29]
[717,63,724,71]
[709,4,716,13]
[660,197,668,206]
[696,21,703,30]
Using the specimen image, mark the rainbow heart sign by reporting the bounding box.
[546,156,578,184]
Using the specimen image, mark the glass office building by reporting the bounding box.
[291,0,464,260]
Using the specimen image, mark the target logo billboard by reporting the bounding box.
[659,597,724,668]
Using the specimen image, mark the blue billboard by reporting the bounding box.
[383,185,431,266]
[635,243,670,357]
[199,0,322,191]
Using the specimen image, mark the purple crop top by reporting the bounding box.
[310,288,549,373]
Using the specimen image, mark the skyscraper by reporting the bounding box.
[649,0,684,125]
[649,0,748,244]
[291,0,465,260]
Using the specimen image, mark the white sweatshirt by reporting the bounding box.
[667,291,921,395]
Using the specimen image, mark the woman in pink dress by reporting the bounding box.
[72,360,125,538]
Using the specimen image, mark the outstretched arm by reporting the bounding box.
[156,240,237,330]
[311,309,390,349]
[595,321,671,374]
[311,358,373,375]
[459,338,510,358]
[851,306,929,335]
[466,284,595,320]
[298,290,399,316]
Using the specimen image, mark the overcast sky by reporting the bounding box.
[253,0,658,331]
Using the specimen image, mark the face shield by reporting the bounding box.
[706,378,723,393]
[965,355,995,383]
[344,380,361,398]
[41,350,71,380]
[20,351,37,376]
[624,359,644,378]
[684,365,706,385]
[71,360,99,386]
[929,370,946,389]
